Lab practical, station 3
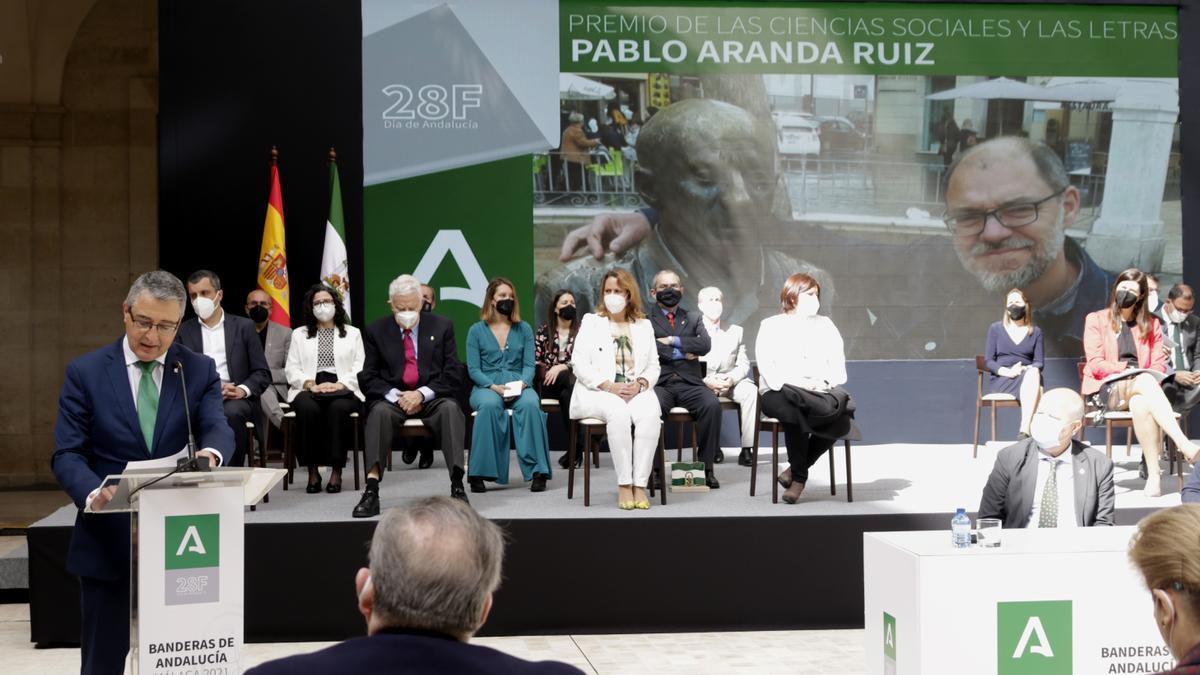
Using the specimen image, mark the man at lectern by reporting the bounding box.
[52,270,233,675]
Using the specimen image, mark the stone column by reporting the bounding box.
[1084,81,1179,273]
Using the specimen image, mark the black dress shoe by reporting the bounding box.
[469,478,488,493]
[450,482,470,504]
[1139,456,1149,480]
[705,470,721,489]
[531,473,548,492]
[738,448,753,467]
[417,450,434,470]
[714,449,725,464]
[401,448,418,465]
[352,490,380,518]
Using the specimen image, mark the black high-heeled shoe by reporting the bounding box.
[326,472,343,494]
[306,474,322,494]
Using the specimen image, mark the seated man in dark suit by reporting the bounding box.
[178,270,270,467]
[354,274,468,518]
[1159,283,1200,413]
[979,388,1115,528]
[53,270,233,675]
[245,288,292,437]
[246,496,582,675]
[649,269,721,487]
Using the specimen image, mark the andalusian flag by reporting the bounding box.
[320,148,350,318]
[257,148,290,327]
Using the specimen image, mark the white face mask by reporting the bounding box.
[192,296,217,321]
[603,293,627,316]
[1148,291,1160,313]
[1030,415,1068,451]
[698,300,723,322]
[394,309,419,329]
[793,293,820,318]
[313,303,336,322]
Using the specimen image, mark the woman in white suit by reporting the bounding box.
[570,269,662,509]
[285,284,365,494]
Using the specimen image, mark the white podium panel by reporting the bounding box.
[133,484,245,675]
[863,527,1173,675]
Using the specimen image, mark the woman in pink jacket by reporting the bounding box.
[1082,268,1199,496]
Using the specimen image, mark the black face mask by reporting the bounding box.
[656,288,681,308]
[1006,305,1026,321]
[558,305,577,322]
[248,305,269,323]
[421,301,433,313]
[1116,290,1138,309]
[495,299,515,317]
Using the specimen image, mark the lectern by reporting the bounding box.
[87,466,284,675]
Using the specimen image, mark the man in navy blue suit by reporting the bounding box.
[53,270,233,675]
[246,496,582,675]
[178,269,270,467]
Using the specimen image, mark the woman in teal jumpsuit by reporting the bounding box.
[466,277,552,492]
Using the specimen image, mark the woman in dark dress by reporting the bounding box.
[984,288,1044,438]
[534,289,581,468]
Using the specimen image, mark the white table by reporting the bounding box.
[863,527,1173,674]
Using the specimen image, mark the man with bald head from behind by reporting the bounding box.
[978,388,1114,529]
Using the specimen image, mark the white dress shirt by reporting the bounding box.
[755,313,847,392]
[1028,450,1077,528]
[198,309,251,397]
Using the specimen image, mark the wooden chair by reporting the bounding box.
[567,417,667,507]
[972,355,1020,458]
[542,398,599,469]
[663,407,699,462]
[282,406,363,491]
[746,366,854,503]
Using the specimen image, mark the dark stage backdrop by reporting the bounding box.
[159,1,364,324]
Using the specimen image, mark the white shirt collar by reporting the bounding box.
[1037,445,1072,464]
[122,336,168,368]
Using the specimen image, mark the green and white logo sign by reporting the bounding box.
[164,514,220,605]
[883,611,897,674]
[997,601,1072,675]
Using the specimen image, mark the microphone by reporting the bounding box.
[172,360,210,472]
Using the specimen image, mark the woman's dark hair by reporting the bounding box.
[1107,268,1153,339]
[545,289,579,331]
[780,273,821,312]
[303,283,347,338]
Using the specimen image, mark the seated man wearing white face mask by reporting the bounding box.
[179,269,271,467]
[978,388,1115,529]
[696,286,758,467]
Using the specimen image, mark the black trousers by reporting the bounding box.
[81,575,129,675]
[542,372,577,451]
[290,391,360,470]
[655,376,721,469]
[762,388,843,483]
[223,398,255,467]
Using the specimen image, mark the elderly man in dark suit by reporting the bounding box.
[178,270,270,467]
[649,269,721,487]
[246,497,582,675]
[978,388,1115,528]
[1158,284,1200,413]
[354,274,468,518]
[245,288,292,433]
[53,270,234,675]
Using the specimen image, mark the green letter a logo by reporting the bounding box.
[997,601,1071,675]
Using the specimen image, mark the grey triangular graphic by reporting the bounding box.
[363,4,547,185]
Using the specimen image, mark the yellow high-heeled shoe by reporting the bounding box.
[618,500,635,510]
[634,500,650,510]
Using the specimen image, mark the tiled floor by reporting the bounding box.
[0,602,864,674]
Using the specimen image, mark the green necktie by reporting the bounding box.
[136,361,159,454]
[1037,459,1060,528]
[1174,324,1186,370]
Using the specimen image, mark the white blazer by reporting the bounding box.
[700,321,751,383]
[569,313,660,416]
[284,325,366,402]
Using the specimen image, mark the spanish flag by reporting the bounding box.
[257,148,290,326]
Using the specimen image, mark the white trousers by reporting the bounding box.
[728,379,759,449]
[574,388,662,487]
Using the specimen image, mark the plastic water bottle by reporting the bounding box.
[951,508,972,549]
